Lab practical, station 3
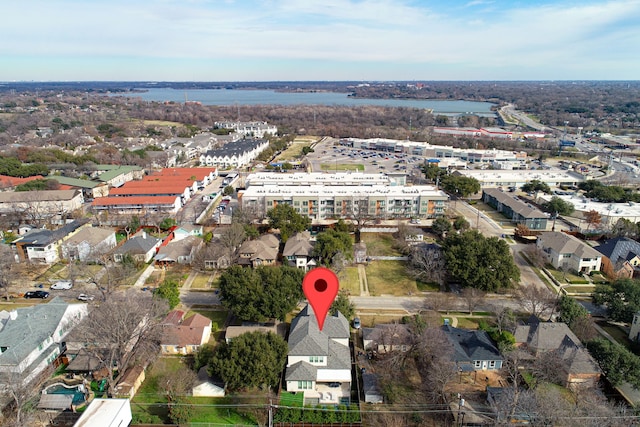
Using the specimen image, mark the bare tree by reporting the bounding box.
[407,244,446,289]
[492,305,517,334]
[217,222,246,257]
[424,292,454,314]
[524,246,547,268]
[0,371,40,427]
[414,327,457,404]
[517,285,556,319]
[71,291,168,396]
[0,243,19,300]
[461,287,485,315]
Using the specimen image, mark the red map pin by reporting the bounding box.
[302,267,340,331]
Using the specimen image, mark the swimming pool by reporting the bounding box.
[43,383,87,405]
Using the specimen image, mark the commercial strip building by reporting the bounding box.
[339,137,527,169]
[453,169,584,189]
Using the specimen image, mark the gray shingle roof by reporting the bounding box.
[288,305,350,356]
[0,297,74,366]
[442,325,502,364]
[283,231,314,257]
[113,234,161,255]
[285,360,318,381]
[537,231,601,260]
[203,138,267,158]
[16,219,90,247]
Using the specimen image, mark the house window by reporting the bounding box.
[474,360,482,368]
[297,381,313,390]
[309,356,324,363]
[489,361,496,369]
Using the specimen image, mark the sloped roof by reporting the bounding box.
[238,234,279,261]
[442,325,502,363]
[514,319,600,375]
[595,237,640,264]
[15,218,90,247]
[113,234,161,255]
[0,297,80,365]
[537,232,602,259]
[283,231,314,257]
[47,176,104,189]
[288,305,350,357]
[97,165,143,182]
[0,189,80,203]
[161,312,212,347]
[483,188,547,219]
[203,138,267,158]
[285,360,317,381]
[155,235,201,262]
[62,226,115,247]
[362,323,413,347]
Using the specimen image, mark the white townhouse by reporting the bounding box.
[200,138,269,168]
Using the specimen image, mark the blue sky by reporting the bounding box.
[1,0,638,81]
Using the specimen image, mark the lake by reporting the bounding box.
[118,88,495,116]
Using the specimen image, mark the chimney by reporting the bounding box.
[9,310,17,320]
[142,231,147,239]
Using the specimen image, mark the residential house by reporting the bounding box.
[12,218,91,263]
[112,232,162,263]
[173,224,204,241]
[482,188,548,230]
[192,366,225,397]
[514,317,601,387]
[595,237,640,279]
[60,225,117,262]
[114,365,146,398]
[362,323,413,353]
[155,235,203,265]
[442,325,503,371]
[285,305,351,405]
[282,231,316,270]
[238,234,280,267]
[160,310,212,355]
[536,231,602,274]
[0,297,87,387]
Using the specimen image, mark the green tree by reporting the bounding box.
[159,217,177,231]
[208,331,288,390]
[593,278,640,323]
[558,295,590,326]
[541,196,575,216]
[312,229,352,266]
[586,338,640,388]
[420,162,446,183]
[431,217,452,238]
[331,290,355,321]
[440,175,481,199]
[453,216,470,231]
[521,179,551,194]
[267,203,311,242]
[223,185,235,196]
[334,219,351,233]
[155,279,181,309]
[442,230,520,291]
[219,265,304,321]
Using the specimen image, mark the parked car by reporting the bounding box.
[25,290,50,299]
[51,281,73,290]
[353,317,361,329]
[77,294,94,301]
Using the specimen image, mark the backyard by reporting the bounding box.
[365,260,417,296]
[131,357,255,425]
[360,233,404,257]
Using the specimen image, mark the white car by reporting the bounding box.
[51,281,73,290]
[77,294,94,301]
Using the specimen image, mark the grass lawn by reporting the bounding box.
[132,357,255,425]
[546,267,588,284]
[189,309,229,331]
[360,233,403,257]
[563,285,596,294]
[596,321,634,350]
[280,391,304,407]
[455,317,481,329]
[0,302,37,311]
[357,313,406,327]
[338,266,360,295]
[320,163,364,172]
[142,119,183,127]
[365,260,417,296]
[191,272,215,289]
[417,281,441,292]
[275,138,319,161]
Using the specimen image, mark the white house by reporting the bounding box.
[60,226,117,262]
[0,298,87,387]
[285,305,351,405]
[536,231,602,274]
[199,138,270,168]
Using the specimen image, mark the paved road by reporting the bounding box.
[499,104,550,132]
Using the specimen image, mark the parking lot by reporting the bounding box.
[306,139,424,175]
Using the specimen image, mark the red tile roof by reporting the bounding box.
[0,175,44,188]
